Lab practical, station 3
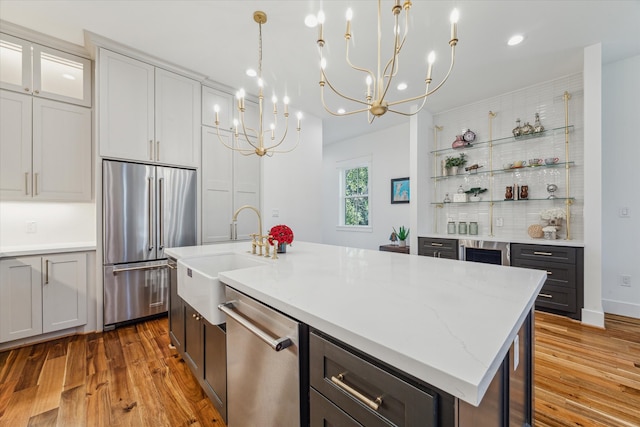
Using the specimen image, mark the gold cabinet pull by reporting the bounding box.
[44,260,50,284]
[156,141,160,161]
[430,242,443,247]
[25,172,29,195]
[546,271,553,275]
[539,293,553,299]
[331,373,383,411]
[533,251,553,256]
[34,173,39,195]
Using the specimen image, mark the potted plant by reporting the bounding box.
[465,187,487,202]
[445,153,467,175]
[393,226,410,247]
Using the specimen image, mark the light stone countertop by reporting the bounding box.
[166,241,545,407]
[0,242,97,258]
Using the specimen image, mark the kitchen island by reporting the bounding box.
[166,241,545,426]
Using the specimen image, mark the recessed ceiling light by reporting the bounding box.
[305,14,318,28]
[246,68,257,77]
[62,73,76,80]
[508,34,524,46]
[397,82,408,91]
[337,108,346,115]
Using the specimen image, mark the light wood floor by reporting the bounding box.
[0,311,638,426]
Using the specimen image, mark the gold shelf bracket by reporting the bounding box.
[488,111,497,237]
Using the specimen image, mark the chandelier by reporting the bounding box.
[214,11,302,157]
[316,1,459,122]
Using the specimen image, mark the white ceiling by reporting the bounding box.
[1,1,639,144]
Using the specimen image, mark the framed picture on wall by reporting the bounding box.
[391,177,410,204]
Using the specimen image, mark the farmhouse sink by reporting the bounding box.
[177,253,269,325]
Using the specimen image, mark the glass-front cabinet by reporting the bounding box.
[0,33,91,107]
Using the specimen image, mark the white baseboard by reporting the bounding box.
[581,308,605,328]
[602,299,640,319]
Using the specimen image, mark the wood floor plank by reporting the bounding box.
[1,386,38,427]
[0,379,17,419]
[15,343,48,392]
[56,384,86,427]
[45,337,68,360]
[27,407,58,427]
[86,335,108,376]
[30,355,66,418]
[0,346,31,385]
[107,365,143,427]
[85,370,111,427]
[63,335,86,391]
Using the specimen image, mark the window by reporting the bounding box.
[339,163,370,227]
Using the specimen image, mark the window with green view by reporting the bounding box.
[343,166,369,226]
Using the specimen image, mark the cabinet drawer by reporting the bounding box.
[418,237,458,259]
[536,284,577,313]
[310,332,436,427]
[511,244,577,264]
[311,388,362,427]
[511,259,576,289]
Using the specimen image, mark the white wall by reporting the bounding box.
[262,112,323,244]
[0,202,96,247]
[602,54,640,318]
[322,123,410,250]
[429,74,585,242]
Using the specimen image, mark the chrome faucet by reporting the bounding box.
[232,205,270,256]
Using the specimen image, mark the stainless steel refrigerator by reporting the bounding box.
[103,160,196,329]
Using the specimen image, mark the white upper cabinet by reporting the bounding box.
[0,33,91,107]
[32,97,92,200]
[155,68,201,167]
[99,49,201,168]
[0,90,31,198]
[99,49,154,162]
[0,90,92,201]
[202,86,234,130]
[201,126,261,243]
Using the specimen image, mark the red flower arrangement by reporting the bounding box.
[268,224,294,246]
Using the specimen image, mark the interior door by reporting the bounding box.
[103,160,156,264]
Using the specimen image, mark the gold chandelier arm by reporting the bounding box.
[345,38,376,82]
[214,125,258,155]
[265,116,290,150]
[386,44,456,107]
[379,13,402,102]
[383,7,409,79]
[320,86,371,116]
[265,129,301,155]
[322,69,370,106]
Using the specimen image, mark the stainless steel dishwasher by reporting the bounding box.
[218,286,308,426]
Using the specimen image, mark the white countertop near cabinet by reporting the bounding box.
[0,242,97,258]
[421,233,585,247]
[166,241,545,407]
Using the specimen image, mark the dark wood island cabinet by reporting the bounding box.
[511,243,584,320]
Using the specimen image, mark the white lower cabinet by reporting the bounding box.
[0,252,88,343]
[201,126,261,242]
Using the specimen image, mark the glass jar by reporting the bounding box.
[458,222,467,235]
[469,221,478,235]
[447,221,456,234]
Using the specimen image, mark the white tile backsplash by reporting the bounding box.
[430,74,584,241]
